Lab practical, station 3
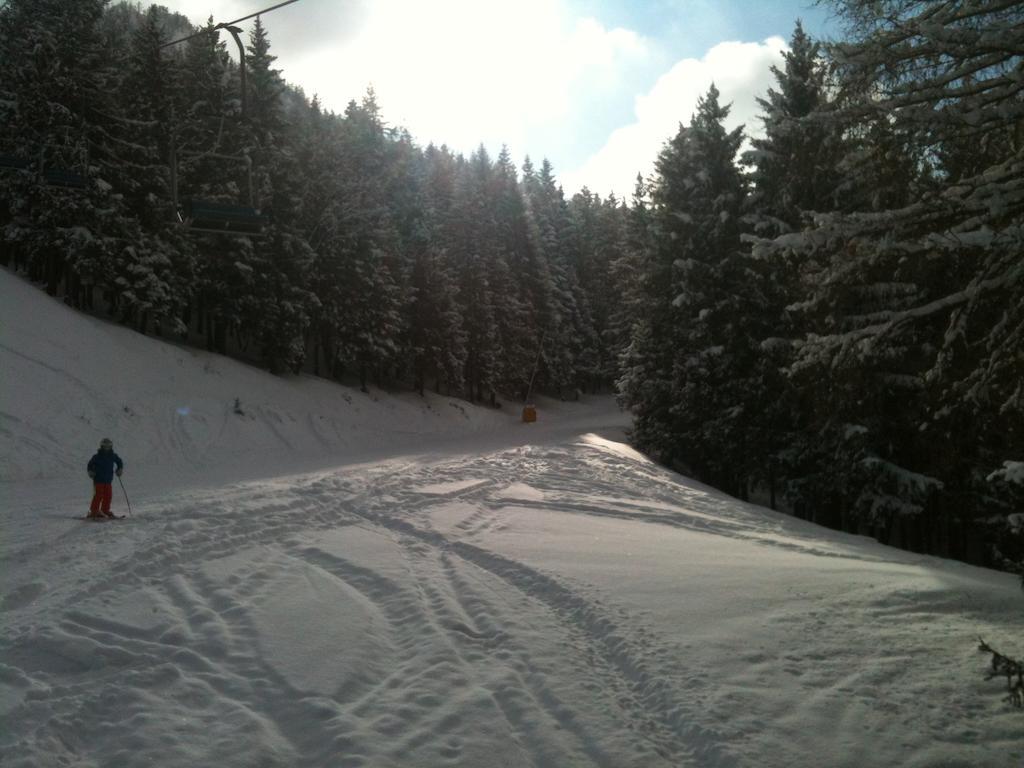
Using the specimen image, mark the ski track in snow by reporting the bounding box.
[2,451,718,767]
[3,435,1023,767]
[2,260,1021,768]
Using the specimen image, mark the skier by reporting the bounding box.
[86,438,124,519]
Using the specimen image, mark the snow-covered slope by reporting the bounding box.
[1,268,1022,767]
[0,268,521,491]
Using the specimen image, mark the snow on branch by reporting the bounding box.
[791,265,1022,370]
[978,638,1024,709]
[828,0,1024,130]
[750,155,1024,264]
[834,0,1024,65]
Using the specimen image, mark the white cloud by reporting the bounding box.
[160,0,651,171]
[562,36,787,199]
[158,1,782,195]
[160,0,372,60]
[270,0,650,159]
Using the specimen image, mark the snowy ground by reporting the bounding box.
[2,268,1022,767]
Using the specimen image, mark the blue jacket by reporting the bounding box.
[87,449,124,484]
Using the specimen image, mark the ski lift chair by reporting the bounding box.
[40,144,88,189]
[43,166,88,189]
[181,198,263,235]
[0,144,88,189]
[172,149,264,237]
[0,153,30,172]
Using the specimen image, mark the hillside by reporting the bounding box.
[1,268,1022,768]
[0,268,528,488]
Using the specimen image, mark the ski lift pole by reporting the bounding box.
[244,151,254,207]
[169,138,179,214]
[220,25,248,119]
[525,331,546,403]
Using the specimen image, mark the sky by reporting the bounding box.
[157,0,837,198]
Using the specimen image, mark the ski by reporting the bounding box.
[76,515,127,521]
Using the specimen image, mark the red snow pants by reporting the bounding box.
[90,483,113,515]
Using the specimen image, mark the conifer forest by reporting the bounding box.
[1,1,1022,576]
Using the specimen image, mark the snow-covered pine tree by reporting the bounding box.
[616,170,676,467]
[447,146,503,404]
[609,175,654,384]
[522,159,599,399]
[388,140,463,395]
[111,4,196,337]
[300,99,352,381]
[118,5,181,229]
[0,0,105,289]
[245,16,285,147]
[621,85,759,495]
[744,20,840,236]
[490,145,538,400]
[742,22,843,510]
[174,18,254,354]
[568,187,628,390]
[249,229,317,374]
[0,0,168,332]
[295,92,404,389]
[759,0,1024,563]
[322,92,405,391]
[408,238,467,396]
[517,156,561,399]
[242,19,317,374]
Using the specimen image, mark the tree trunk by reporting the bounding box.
[415,360,425,397]
[64,268,80,308]
[214,321,227,354]
[45,248,62,296]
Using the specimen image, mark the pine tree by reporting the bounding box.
[172,19,254,354]
[608,175,653,370]
[522,158,598,398]
[758,0,1024,561]
[408,241,467,396]
[317,93,405,390]
[396,142,466,395]
[245,16,285,146]
[741,22,845,508]
[569,187,628,389]
[241,20,316,374]
[0,0,162,324]
[621,85,752,492]
[113,4,195,336]
[120,6,176,227]
[447,146,502,403]
[489,146,535,400]
[745,20,839,236]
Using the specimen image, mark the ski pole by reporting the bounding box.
[118,475,133,517]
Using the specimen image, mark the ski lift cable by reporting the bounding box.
[158,0,303,50]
